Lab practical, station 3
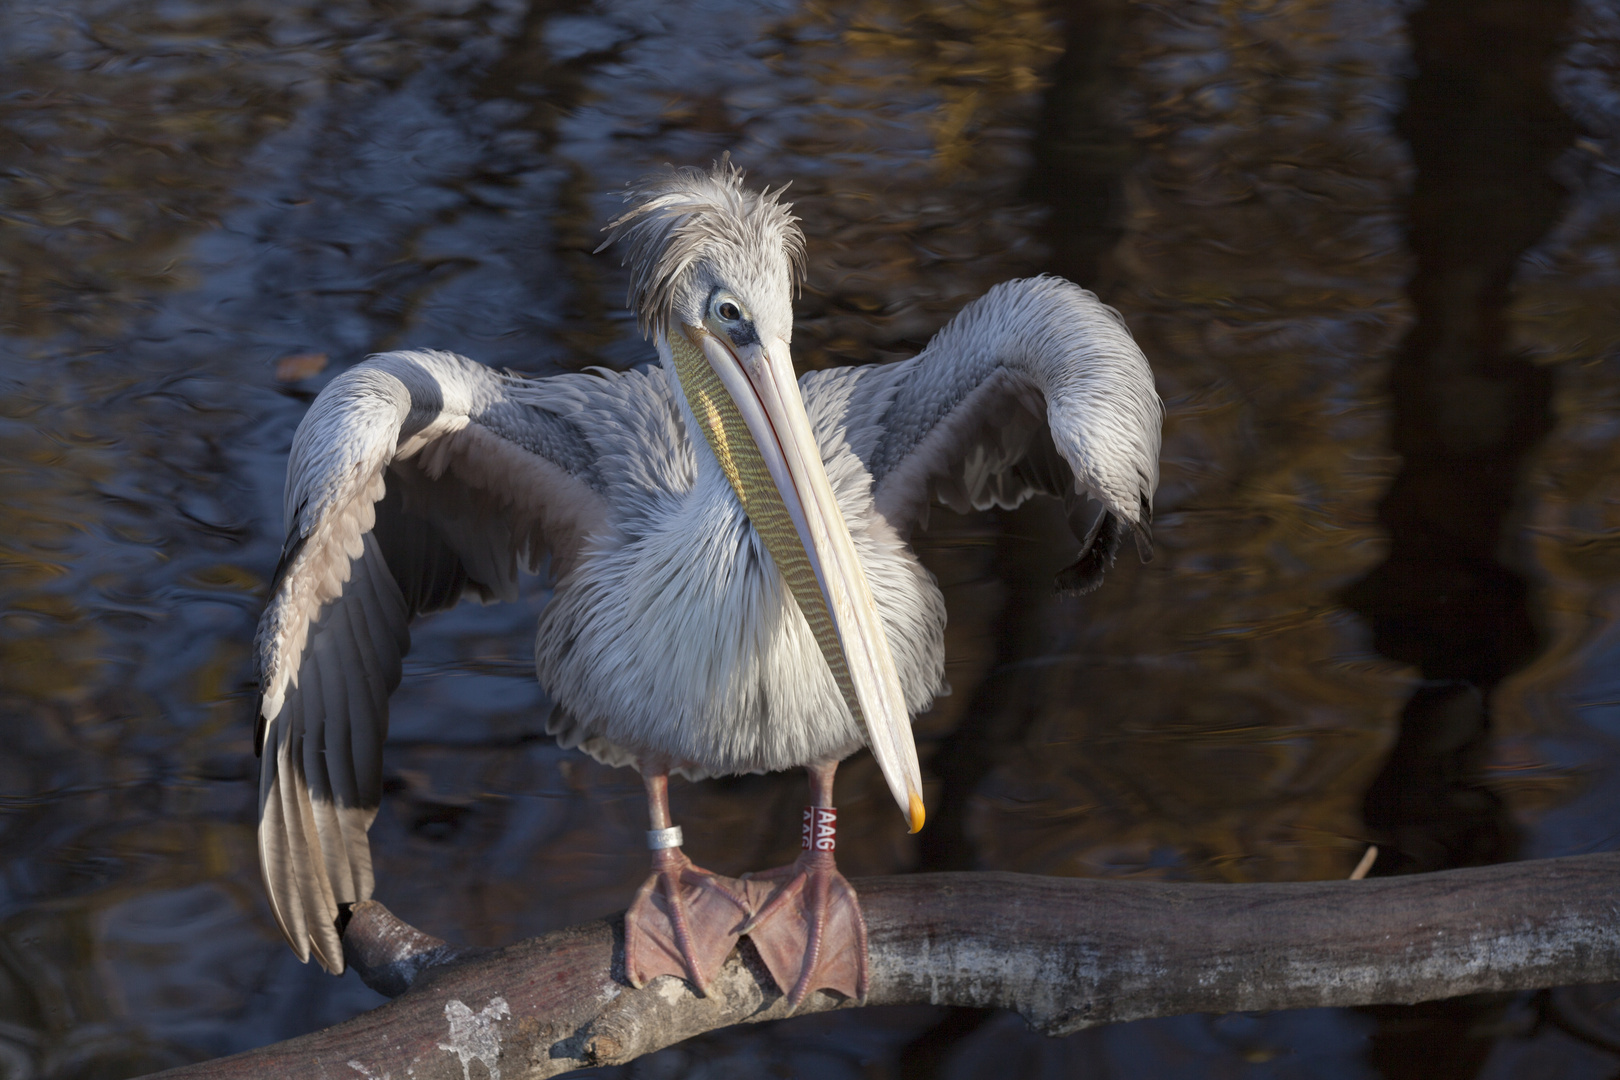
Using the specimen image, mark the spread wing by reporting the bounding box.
[253,348,618,971]
[803,275,1162,592]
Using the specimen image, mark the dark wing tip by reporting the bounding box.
[1133,522,1154,564]
[1134,493,1155,563]
[1054,511,1123,595]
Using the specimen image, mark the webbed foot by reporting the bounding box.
[624,845,751,995]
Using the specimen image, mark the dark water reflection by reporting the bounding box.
[4,0,1620,1076]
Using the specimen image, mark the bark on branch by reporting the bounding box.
[146,855,1620,1079]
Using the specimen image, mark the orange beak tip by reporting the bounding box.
[907,791,926,834]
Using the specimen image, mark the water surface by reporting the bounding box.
[3,0,1620,1077]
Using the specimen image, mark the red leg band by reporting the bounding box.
[802,805,837,852]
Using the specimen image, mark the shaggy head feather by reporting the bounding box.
[596,156,807,341]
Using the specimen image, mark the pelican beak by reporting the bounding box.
[676,326,925,833]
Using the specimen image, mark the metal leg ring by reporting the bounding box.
[646,825,684,850]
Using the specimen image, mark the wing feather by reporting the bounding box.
[804,275,1161,593]
[256,759,307,958]
[254,349,615,971]
[285,737,341,970]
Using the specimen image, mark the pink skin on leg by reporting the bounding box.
[738,760,870,1010]
[623,767,752,995]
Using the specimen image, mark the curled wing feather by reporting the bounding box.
[253,349,611,970]
[803,275,1162,592]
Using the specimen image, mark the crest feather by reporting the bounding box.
[596,155,807,338]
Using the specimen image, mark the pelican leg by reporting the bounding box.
[738,761,869,1010]
[623,767,751,996]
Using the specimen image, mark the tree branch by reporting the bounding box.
[145,854,1620,1079]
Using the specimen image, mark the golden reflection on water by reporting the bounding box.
[0,0,1617,1075]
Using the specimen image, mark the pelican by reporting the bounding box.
[254,160,1162,1008]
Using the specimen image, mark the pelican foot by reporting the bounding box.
[624,847,751,996]
[738,849,868,1010]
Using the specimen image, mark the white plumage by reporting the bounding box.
[253,164,1162,975]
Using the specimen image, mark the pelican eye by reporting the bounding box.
[707,293,758,347]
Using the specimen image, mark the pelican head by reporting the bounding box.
[599,160,926,833]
